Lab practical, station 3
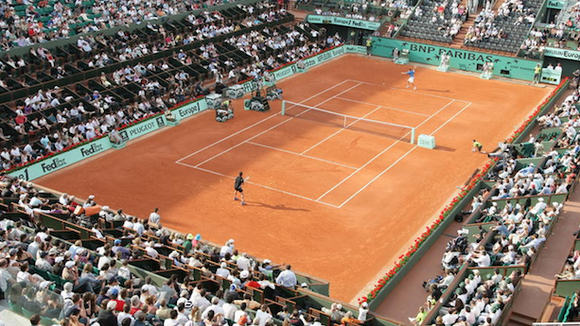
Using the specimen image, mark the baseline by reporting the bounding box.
[346,79,472,103]
[175,161,341,209]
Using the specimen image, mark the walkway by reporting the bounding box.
[508,189,580,325]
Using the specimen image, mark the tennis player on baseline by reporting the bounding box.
[233,172,247,205]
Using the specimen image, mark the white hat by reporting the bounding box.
[65,261,75,268]
[263,259,271,264]
[169,251,179,259]
[227,239,235,244]
[221,262,227,268]
[88,195,95,199]
[240,270,250,279]
[538,198,544,202]
[102,206,109,210]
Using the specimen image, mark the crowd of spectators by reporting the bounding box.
[463,7,507,45]
[0,173,323,326]
[406,88,580,325]
[0,1,338,173]
[0,172,380,326]
[401,0,468,42]
[0,0,253,51]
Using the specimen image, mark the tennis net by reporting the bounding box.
[281,100,416,144]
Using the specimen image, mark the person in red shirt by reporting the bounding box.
[15,114,27,125]
[240,270,261,289]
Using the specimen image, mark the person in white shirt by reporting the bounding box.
[276,265,297,289]
[142,276,159,297]
[202,297,225,319]
[175,303,189,325]
[220,239,235,257]
[254,304,273,326]
[164,310,180,326]
[118,304,135,326]
[149,208,161,225]
[237,253,251,270]
[145,242,159,259]
[223,296,237,321]
[193,289,211,312]
[358,302,369,321]
[216,262,231,278]
[471,250,491,267]
[133,219,145,236]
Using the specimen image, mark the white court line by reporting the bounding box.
[176,79,353,164]
[334,97,430,117]
[429,102,472,136]
[301,105,383,155]
[317,99,457,202]
[176,161,341,209]
[346,79,472,103]
[337,100,473,208]
[247,141,358,170]
[192,82,364,168]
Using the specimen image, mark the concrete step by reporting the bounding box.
[508,311,537,326]
[540,296,566,322]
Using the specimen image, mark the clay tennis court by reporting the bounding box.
[35,54,553,303]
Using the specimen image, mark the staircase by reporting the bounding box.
[450,0,508,49]
[507,312,537,326]
[539,296,567,322]
[450,15,475,48]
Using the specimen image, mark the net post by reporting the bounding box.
[281,100,286,116]
[411,128,415,144]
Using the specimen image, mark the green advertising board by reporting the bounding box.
[541,68,562,85]
[371,37,540,81]
[171,99,209,121]
[238,44,363,89]
[307,15,381,30]
[544,47,580,60]
[9,137,112,181]
[547,0,565,9]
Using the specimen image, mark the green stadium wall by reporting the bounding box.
[370,37,541,81]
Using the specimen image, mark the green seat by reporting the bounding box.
[559,296,570,321]
[22,307,36,319]
[8,301,23,314]
[41,316,56,326]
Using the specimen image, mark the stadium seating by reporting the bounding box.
[0,175,418,326]
[0,0,248,50]
[0,1,335,173]
[399,0,467,44]
[464,0,544,53]
[409,93,580,325]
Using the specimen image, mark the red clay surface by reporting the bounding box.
[35,54,553,303]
